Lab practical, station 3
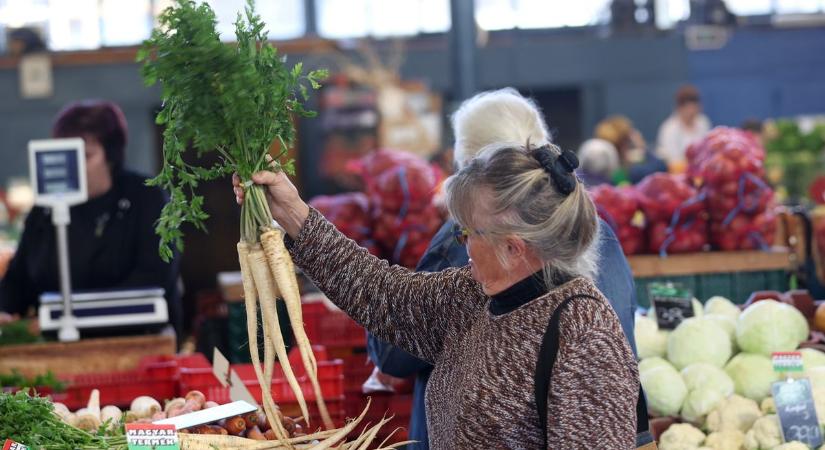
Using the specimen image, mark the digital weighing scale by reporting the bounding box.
[38,288,169,333]
[28,138,170,340]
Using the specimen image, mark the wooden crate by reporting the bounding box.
[0,334,175,377]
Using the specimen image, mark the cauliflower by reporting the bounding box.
[682,363,736,396]
[683,388,727,424]
[636,314,670,359]
[704,429,745,450]
[760,397,776,415]
[706,395,763,433]
[659,423,707,450]
[743,415,781,450]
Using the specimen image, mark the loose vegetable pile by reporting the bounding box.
[0,390,126,449]
[589,126,779,255]
[310,149,445,269]
[139,1,404,448]
[639,294,825,449]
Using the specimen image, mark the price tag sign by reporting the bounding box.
[649,283,694,330]
[125,423,180,450]
[772,378,823,448]
[773,351,804,374]
[2,440,28,450]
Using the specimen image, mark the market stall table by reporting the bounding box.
[0,334,175,377]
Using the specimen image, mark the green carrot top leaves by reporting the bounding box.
[138,0,327,260]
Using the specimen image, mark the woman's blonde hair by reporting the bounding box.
[451,88,550,169]
[445,143,600,284]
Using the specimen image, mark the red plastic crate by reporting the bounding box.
[61,356,179,410]
[302,300,367,348]
[340,353,374,394]
[180,359,343,404]
[345,393,413,443]
[344,392,412,442]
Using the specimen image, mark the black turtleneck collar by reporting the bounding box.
[489,270,548,316]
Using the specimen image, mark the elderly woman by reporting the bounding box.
[235,142,640,448]
[368,88,639,450]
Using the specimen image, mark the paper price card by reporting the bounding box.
[125,423,180,450]
[772,378,823,448]
[649,282,694,330]
[2,440,28,450]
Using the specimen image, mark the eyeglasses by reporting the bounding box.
[452,224,486,245]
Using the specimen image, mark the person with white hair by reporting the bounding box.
[234,136,641,448]
[366,88,641,449]
[576,138,621,187]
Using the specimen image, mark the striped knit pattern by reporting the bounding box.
[287,208,639,449]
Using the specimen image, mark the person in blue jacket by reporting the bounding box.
[367,88,638,449]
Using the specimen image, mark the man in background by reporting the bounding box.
[656,84,711,167]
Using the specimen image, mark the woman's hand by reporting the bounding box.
[233,170,309,238]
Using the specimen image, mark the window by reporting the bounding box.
[47,0,100,50]
[724,0,825,15]
[100,0,151,47]
[474,0,612,30]
[0,0,305,52]
[655,0,690,29]
[316,0,450,38]
[205,0,305,41]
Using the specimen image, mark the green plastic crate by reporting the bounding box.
[634,269,790,309]
[227,301,295,364]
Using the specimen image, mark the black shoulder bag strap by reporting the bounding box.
[534,294,654,448]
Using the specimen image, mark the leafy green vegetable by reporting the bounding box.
[138,0,326,259]
[0,320,40,346]
[0,390,126,449]
[0,369,66,392]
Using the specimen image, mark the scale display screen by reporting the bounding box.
[35,149,80,195]
[28,138,87,207]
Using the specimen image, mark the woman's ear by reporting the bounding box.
[505,236,528,258]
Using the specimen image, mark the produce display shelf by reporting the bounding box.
[627,249,791,278]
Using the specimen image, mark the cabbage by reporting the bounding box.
[735,300,809,356]
[724,353,781,402]
[681,363,735,396]
[639,357,675,374]
[801,348,825,370]
[667,317,732,370]
[635,315,670,359]
[641,365,688,417]
[808,366,825,390]
[704,296,741,321]
[703,313,738,352]
[681,387,726,423]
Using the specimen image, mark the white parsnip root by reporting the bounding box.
[238,242,292,443]
[232,231,400,449]
[262,229,334,430]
